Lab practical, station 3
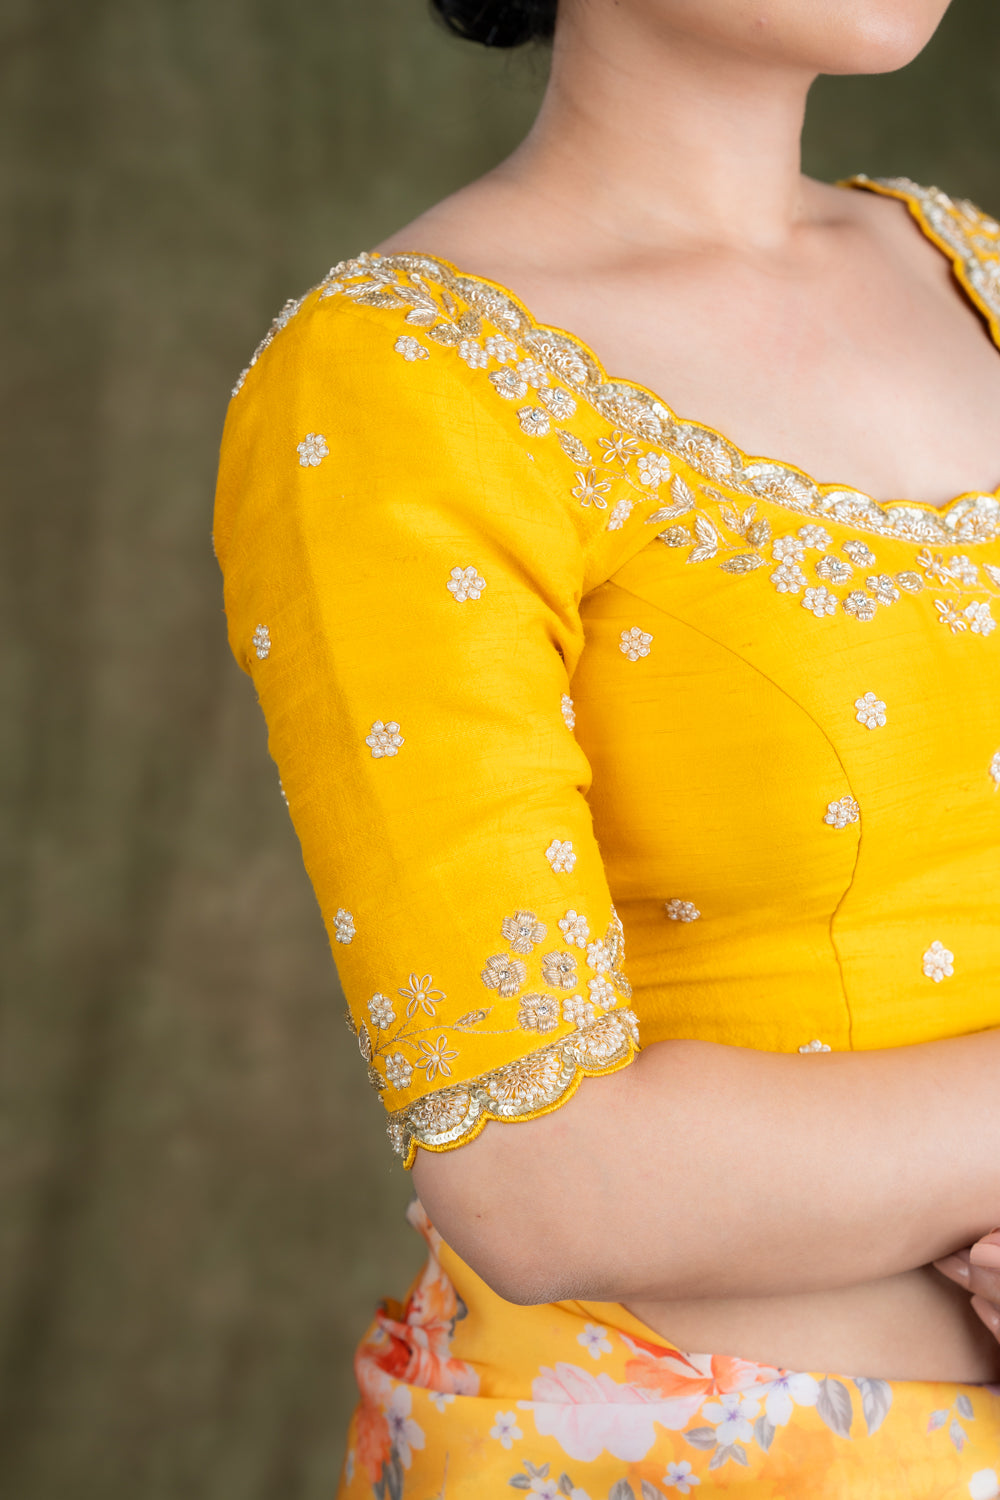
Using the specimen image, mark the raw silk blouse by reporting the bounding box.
[213,176,1000,1169]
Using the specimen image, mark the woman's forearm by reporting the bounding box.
[412,1030,1000,1306]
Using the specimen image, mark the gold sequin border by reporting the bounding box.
[389,1006,640,1167]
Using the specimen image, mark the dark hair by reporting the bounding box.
[431,0,557,47]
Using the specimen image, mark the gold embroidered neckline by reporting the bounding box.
[365,176,1000,546]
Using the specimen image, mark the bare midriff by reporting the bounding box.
[625,1266,1000,1383]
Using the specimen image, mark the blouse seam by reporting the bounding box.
[600,578,861,1043]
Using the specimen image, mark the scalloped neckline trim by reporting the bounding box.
[367,175,1000,545]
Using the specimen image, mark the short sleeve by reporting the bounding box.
[213,264,640,1165]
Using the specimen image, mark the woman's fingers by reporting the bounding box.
[933,1231,1000,1342]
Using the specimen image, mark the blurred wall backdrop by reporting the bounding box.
[2,2,998,1496]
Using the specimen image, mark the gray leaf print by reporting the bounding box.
[754,1414,776,1452]
[956,1392,975,1420]
[558,1476,575,1497]
[927,1408,949,1431]
[950,1419,967,1451]
[683,1426,717,1450]
[640,1482,668,1500]
[609,1482,636,1500]
[709,1442,748,1470]
[508,1479,531,1491]
[853,1377,893,1436]
[817,1377,854,1438]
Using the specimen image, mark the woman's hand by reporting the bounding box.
[934,1231,1000,1343]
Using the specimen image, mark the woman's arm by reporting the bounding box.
[413,1030,1000,1306]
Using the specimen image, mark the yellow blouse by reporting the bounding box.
[213,175,1000,1169]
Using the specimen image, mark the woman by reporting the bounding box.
[213,0,1000,1493]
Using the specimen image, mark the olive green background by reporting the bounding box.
[2,1,997,1496]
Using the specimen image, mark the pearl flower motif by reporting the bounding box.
[457,338,488,369]
[588,974,616,1010]
[798,1039,831,1054]
[296,432,328,467]
[252,623,271,659]
[516,357,549,389]
[367,993,395,1029]
[334,908,355,944]
[562,995,596,1028]
[772,535,807,563]
[964,600,996,636]
[991,750,1000,790]
[948,554,980,586]
[922,940,954,983]
[855,691,887,729]
[385,1052,412,1090]
[665,898,701,923]
[558,909,590,947]
[545,838,576,873]
[619,626,653,661]
[484,334,517,364]
[824,796,860,830]
[771,561,808,595]
[365,719,404,758]
[801,585,838,619]
[798,524,832,549]
[637,451,671,487]
[446,564,486,602]
[585,938,612,973]
[393,335,427,362]
[607,497,634,530]
[560,694,576,731]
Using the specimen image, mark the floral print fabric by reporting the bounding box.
[338,1204,1000,1500]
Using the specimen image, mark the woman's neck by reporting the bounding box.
[493,7,822,257]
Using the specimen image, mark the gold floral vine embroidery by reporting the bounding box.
[607,461,1000,632]
[319,179,1000,546]
[341,904,636,1161]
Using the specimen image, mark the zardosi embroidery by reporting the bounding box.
[341,904,637,1163]
[319,179,1000,547]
